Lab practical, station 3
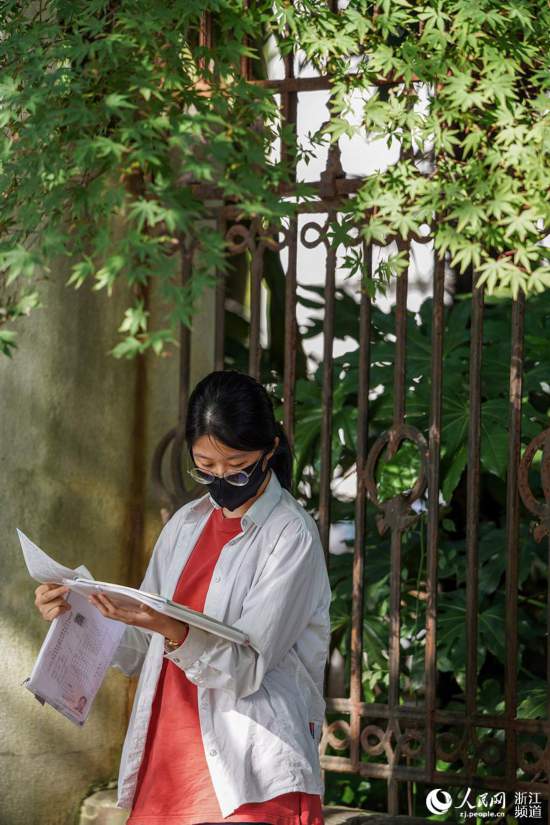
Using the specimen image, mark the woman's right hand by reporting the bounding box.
[34,582,71,621]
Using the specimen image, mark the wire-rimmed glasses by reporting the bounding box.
[187,453,265,487]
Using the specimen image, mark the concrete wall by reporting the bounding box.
[0,262,216,825]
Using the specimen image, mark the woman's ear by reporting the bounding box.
[269,436,280,460]
[262,437,279,471]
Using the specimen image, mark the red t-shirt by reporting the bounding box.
[126,505,324,825]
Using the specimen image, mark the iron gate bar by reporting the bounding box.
[387,247,410,815]
[425,255,445,786]
[318,210,337,565]
[465,282,484,724]
[283,217,298,448]
[189,178,364,200]
[392,249,408,433]
[544,429,550,726]
[214,211,227,372]
[281,24,298,449]
[239,0,250,80]
[504,292,525,785]
[246,76,420,93]
[350,243,372,774]
[248,221,264,380]
[320,758,549,794]
[198,11,212,63]
[545,434,549,723]
[280,48,297,176]
[325,699,550,732]
[518,427,550,721]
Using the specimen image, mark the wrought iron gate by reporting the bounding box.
[151,15,550,819]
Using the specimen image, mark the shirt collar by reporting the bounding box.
[186,469,283,530]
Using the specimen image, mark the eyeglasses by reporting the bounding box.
[187,453,265,487]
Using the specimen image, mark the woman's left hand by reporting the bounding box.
[88,593,188,642]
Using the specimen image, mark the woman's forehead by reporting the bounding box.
[192,434,258,460]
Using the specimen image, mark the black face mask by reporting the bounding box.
[208,452,270,511]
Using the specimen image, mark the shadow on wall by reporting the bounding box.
[0,266,183,825]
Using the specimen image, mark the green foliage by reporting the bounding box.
[0,0,299,356]
[275,0,550,298]
[2,1,549,357]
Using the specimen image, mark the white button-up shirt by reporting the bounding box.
[110,470,332,817]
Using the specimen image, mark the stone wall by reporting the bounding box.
[0,264,215,825]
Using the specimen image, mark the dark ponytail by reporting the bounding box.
[185,370,294,491]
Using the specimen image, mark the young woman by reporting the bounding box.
[34,369,331,825]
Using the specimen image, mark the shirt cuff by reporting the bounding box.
[163,625,211,669]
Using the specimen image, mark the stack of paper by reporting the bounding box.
[18,529,126,727]
[63,577,251,645]
[17,529,251,727]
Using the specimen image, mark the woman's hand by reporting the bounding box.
[88,592,188,643]
[34,582,71,621]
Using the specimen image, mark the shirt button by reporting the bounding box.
[215,576,221,583]
[209,749,217,757]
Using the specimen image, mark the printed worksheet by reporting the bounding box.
[22,589,126,725]
[18,529,126,726]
